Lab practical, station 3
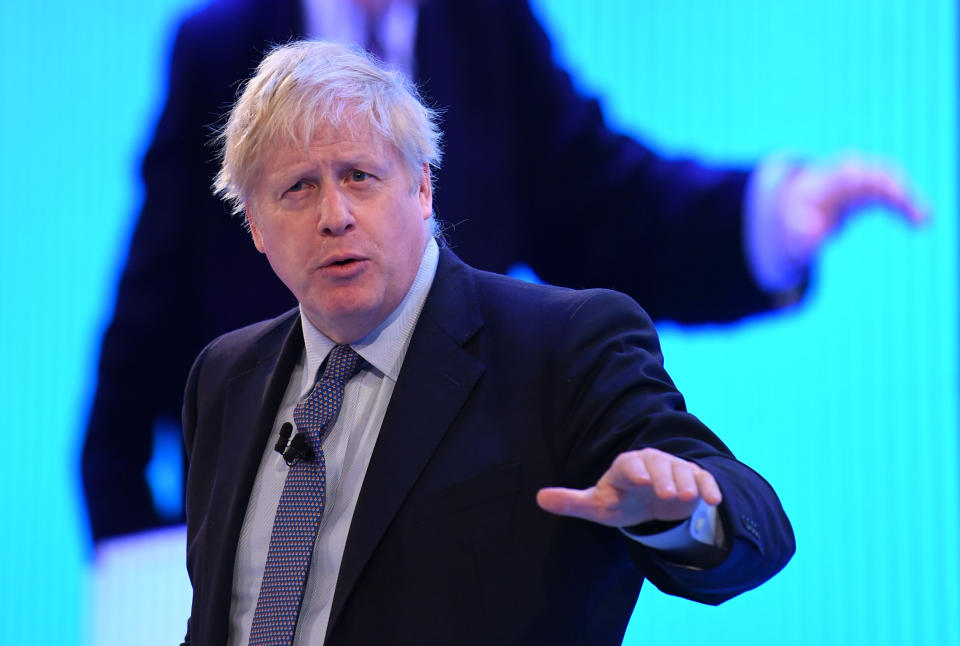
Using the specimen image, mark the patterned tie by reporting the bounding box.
[249,345,363,645]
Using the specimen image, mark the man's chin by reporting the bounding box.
[301,293,386,342]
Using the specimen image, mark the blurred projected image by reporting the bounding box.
[82,0,925,546]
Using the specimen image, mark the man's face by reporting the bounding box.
[246,119,432,343]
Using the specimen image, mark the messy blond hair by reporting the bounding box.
[214,40,442,219]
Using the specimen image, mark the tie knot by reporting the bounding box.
[321,345,363,383]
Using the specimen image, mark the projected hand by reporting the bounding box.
[778,155,927,266]
[536,448,722,527]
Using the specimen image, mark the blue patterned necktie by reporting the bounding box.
[249,344,363,645]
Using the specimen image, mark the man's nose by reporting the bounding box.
[317,185,356,235]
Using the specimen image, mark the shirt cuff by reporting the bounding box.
[620,500,728,568]
[744,156,807,298]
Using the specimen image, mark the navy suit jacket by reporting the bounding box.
[85,0,786,540]
[181,249,794,645]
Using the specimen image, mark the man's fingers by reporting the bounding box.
[784,157,930,264]
[536,486,600,520]
[647,454,678,498]
[604,452,651,489]
[538,450,723,527]
[695,468,723,505]
[606,449,715,502]
[672,461,699,501]
[821,159,929,226]
[536,485,654,527]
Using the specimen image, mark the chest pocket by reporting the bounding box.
[413,462,522,521]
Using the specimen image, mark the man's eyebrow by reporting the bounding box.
[339,153,382,166]
[338,156,391,175]
[268,165,316,184]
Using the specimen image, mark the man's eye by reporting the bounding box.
[288,180,307,193]
[349,170,370,182]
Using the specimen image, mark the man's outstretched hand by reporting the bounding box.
[779,155,928,266]
[536,448,722,528]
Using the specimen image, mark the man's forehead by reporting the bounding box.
[306,115,376,146]
[259,121,394,170]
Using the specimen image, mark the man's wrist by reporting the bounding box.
[620,500,728,569]
[621,518,687,536]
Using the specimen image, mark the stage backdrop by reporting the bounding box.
[0,1,955,644]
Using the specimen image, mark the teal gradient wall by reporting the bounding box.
[0,1,202,643]
[0,1,955,644]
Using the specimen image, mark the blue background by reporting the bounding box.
[0,1,956,644]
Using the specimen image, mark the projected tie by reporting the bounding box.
[249,344,362,645]
[364,8,385,60]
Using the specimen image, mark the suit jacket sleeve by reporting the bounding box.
[546,287,794,603]
[500,0,782,323]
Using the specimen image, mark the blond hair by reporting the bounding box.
[214,40,442,218]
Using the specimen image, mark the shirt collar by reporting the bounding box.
[298,237,439,396]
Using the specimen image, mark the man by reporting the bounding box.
[182,40,794,645]
[83,0,922,542]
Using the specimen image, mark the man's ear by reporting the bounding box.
[246,203,265,253]
[417,162,432,220]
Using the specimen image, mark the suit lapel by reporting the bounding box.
[203,310,305,642]
[326,250,485,634]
